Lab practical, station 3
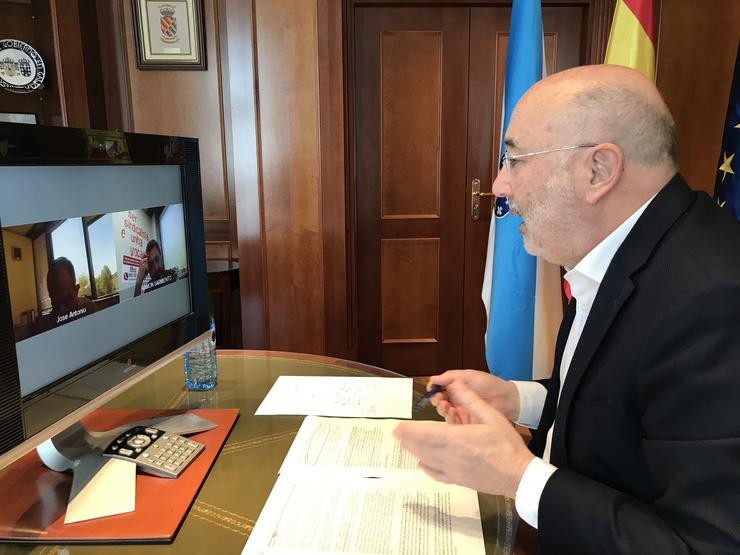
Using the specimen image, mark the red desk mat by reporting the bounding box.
[0,408,239,543]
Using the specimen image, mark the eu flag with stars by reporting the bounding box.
[714,44,740,220]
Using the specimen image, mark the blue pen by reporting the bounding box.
[412,384,444,412]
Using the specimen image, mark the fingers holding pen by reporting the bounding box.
[431,382,491,425]
[424,388,466,425]
[425,370,473,422]
[425,369,473,393]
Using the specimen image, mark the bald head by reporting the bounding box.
[493,65,680,267]
[521,64,677,171]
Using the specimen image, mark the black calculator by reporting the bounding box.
[102,426,204,478]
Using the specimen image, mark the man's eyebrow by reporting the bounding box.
[503,138,518,149]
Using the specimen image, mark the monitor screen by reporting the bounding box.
[0,124,209,458]
[2,165,192,397]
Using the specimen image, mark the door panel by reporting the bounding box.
[356,7,469,375]
[381,238,440,342]
[380,31,443,219]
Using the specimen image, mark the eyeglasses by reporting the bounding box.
[499,144,597,173]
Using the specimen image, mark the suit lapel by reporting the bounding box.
[550,174,697,467]
[529,298,576,457]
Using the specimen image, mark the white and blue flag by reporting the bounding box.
[481,0,562,380]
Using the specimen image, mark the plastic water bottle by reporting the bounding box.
[184,318,218,391]
[187,387,220,409]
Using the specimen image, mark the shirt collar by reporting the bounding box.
[565,194,657,301]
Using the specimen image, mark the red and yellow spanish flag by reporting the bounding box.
[604,0,656,80]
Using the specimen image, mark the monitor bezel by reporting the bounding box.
[0,122,210,459]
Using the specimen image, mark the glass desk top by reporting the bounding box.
[0,351,519,555]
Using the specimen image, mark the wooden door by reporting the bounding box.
[354,5,583,376]
[355,7,469,375]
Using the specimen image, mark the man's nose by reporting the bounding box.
[491,167,512,198]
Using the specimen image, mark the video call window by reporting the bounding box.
[4,203,187,344]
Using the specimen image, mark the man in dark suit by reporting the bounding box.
[394,64,740,553]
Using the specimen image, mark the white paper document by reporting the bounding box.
[279,415,428,479]
[241,474,485,555]
[255,376,413,419]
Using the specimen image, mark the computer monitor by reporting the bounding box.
[0,123,210,461]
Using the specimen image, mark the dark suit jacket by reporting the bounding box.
[529,174,740,553]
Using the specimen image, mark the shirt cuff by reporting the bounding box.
[512,381,547,428]
[515,457,557,529]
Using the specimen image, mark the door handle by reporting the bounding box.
[471,178,494,221]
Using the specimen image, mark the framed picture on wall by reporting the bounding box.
[132,0,207,69]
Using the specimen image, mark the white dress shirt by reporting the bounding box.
[512,195,656,528]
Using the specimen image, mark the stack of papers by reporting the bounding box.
[243,473,484,554]
[242,403,486,554]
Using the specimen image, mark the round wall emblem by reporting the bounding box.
[0,39,45,93]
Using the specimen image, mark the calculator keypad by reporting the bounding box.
[102,426,204,478]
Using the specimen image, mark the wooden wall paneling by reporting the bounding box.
[49,0,89,128]
[0,2,34,43]
[318,0,351,359]
[543,7,583,70]
[206,262,242,348]
[254,0,325,354]
[343,0,359,359]
[203,219,231,242]
[29,0,64,125]
[656,0,740,195]
[1,0,127,129]
[212,0,238,254]
[219,0,268,349]
[121,0,230,223]
[577,0,615,65]
[109,0,248,345]
[205,241,231,261]
[77,0,106,129]
[0,1,41,117]
[95,0,134,131]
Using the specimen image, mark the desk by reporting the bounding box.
[0,351,525,555]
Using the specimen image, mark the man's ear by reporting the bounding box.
[585,143,623,205]
[75,283,80,294]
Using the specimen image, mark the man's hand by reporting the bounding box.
[133,255,150,297]
[426,369,520,423]
[138,255,150,282]
[394,382,534,499]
